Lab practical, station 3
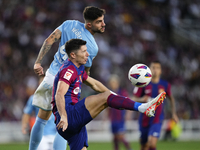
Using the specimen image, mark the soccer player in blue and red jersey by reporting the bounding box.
[52,39,166,150]
[108,75,132,150]
[30,6,106,150]
[133,61,179,150]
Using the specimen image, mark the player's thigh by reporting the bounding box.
[33,71,55,110]
[38,109,52,120]
[147,123,162,147]
[85,91,111,118]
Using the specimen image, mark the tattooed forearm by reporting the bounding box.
[35,29,61,64]
[35,43,52,64]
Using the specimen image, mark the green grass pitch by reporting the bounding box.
[0,141,199,150]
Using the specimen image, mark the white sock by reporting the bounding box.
[138,103,148,113]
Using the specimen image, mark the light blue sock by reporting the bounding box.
[29,117,48,150]
[53,132,67,150]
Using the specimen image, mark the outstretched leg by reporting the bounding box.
[85,91,166,119]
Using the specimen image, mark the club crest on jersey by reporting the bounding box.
[73,87,80,95]
[64,71,72,80]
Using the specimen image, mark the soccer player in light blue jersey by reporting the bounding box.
[29,6,106,150]
[22,95,57,150]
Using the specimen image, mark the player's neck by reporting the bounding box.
[151,77,160,83]
[70,59,81,68]
[85,25,95,35]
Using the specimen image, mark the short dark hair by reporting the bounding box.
[151,60,161,65]
[65,39,87,57]
[83,6,106,21]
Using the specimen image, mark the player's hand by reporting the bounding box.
[57,116,68,132]
[172,113,179,123]
[21,124,28,135]
[34,63,44,76]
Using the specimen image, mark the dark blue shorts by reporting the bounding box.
[139,123,162,144]
[111,122,125,134]
[55,98,93,150]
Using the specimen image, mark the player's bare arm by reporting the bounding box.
[84,67,91,76]
[169,95,179,123]
[83,76,109,93]
[34,29,61,76]
[55,80,69,132]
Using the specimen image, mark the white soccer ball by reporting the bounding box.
[128,64,152,87]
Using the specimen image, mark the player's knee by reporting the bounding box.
[102,91,111,101]
[38,109,52,120]
[81,146,87,150]
[148,141,156,149]
[105,90,112,97]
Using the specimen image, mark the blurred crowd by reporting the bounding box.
[0,0,200,121]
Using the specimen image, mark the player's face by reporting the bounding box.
[91,15,106,33]
[150,63,162,78]
[75,45,89,65]
[109,78,119,91]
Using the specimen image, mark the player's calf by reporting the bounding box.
[106,91,166,117]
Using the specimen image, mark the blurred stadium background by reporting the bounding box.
[0,0,200,148]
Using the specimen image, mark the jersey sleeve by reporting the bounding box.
[166,83,172,97]
[56,20,72,32]
[23,96,34,114]
[133,87,144,97]
[82,70,88,82]
[57,24,63,32]
[59,66,77,85]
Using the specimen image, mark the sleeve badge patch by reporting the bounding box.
[64,71,72,80]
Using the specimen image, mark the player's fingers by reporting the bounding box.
[57,122,62,130]
[34,66,43,72]
[62,124,68,132]
[173,117,179,123]
[22,129,27,134]
[35,69,44,76]
[41,69,44,75]
[34,69,41,74]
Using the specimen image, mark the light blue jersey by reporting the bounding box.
[48,20,98,76]
[24,95,56,136]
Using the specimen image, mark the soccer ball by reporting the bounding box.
[128,64,152,87]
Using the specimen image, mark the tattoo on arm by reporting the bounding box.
[35,44,51,64]
[35,29,61,64]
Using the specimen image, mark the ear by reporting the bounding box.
[70,52,76,59]
[86,22,92,28]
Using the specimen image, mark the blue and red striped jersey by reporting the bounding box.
[51,60,88,114]
[133,79,171,127]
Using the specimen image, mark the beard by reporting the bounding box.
[92,26,105,34]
